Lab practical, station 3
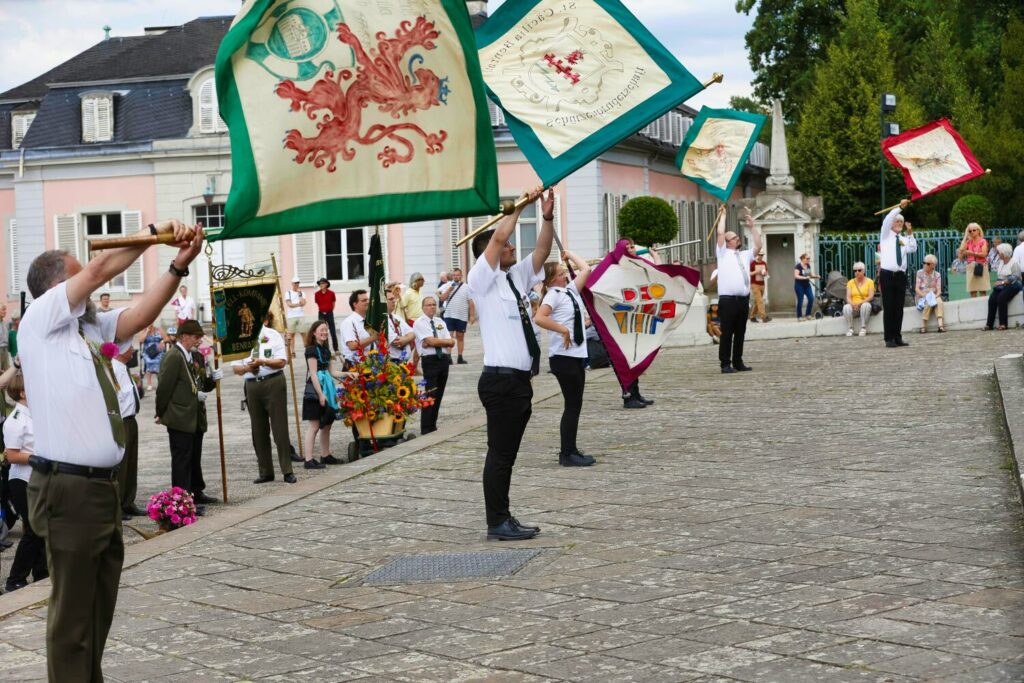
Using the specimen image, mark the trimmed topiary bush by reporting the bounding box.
[949,194,995,231]
[618,196,678,247]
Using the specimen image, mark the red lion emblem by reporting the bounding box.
[275,17,449,172]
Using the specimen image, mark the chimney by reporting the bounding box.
[102,25,111,40]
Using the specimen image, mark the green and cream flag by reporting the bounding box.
[476,0,703,187]
[212,0,498,241]
[676,107,766,202]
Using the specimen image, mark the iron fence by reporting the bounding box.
[816,228,1023,300]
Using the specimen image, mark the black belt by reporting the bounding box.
[246,371,283,383]
[482,365,532,378]
[28,455,119,481]
[718,294,748,299]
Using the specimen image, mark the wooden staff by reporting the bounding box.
[874,169,991,215]
[272,254,304,460]
[206,248,230,503]
[636,239,702,255]
[706,203,728,243]
[89,232,179,251]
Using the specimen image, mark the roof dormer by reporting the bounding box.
[187,67,227,136]
[11,106,37,149]
[80,91,114,143]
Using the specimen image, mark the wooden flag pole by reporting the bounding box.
[89,232,178,251]
[456,197,522,247]
[706,203,728,243]
[272,254,305,460]
[205,244,230,504]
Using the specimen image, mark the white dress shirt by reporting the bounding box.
[384,313,414,361]
[468,257,543,372]
[2,402,34,482]
[878,208,917,272]
[112,358,139,419]
[413,314,452,357]
[252,326,287,376]
[1012,242,1024,273]
[340,312,374,363]
[715,245,753,296]
[540,283,588,359]
[18,282,131,467]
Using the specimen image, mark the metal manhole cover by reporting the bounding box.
[362,550,542,585]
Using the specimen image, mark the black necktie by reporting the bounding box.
[506,273,541,365]
[566,289,584,346]
[895,235,903,268]
[429,319,444,358]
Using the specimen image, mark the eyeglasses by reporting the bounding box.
[853,268,864,272]
[726,236,740,242]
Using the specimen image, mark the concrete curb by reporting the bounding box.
[993,354,1024,514]
[0,369,611,619]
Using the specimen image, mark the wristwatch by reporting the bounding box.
[168,262,189,277]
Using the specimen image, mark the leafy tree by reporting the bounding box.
[728,95,773,146]
[618,197,678,247]
[949,194,995,231]
[790,0,924,231]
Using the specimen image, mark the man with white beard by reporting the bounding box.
[18,219,204,681]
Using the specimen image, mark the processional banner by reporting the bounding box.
[475,0,703,187]
[676,107,766,202]
[881,118,985,199]
[212,282,280,361]
[582,240,700,392]
[212,0,498,241]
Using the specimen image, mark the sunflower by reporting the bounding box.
[397,386,411,400]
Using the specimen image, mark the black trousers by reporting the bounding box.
[167,428,205,494]
[879,269,907,342]
[7,478,47,585]
[318,311,339,351]
[987,284,1023,327]
[478,370,533,527]
[420,355,450,434]
[550,355,586,456]
[718,295,749,368]
[119,415,138,511]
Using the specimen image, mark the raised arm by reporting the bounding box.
[746,214,761,256]
[715,205,728,248]
[481,187,544,270]
[564,251,592,291]
[532,188,555,274]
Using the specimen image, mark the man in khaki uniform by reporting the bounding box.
[20,219,203,682]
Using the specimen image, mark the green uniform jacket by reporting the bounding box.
[155,346,215,433]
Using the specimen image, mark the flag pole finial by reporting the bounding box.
[702,72,724,88]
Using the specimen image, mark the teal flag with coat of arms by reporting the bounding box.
[675,106,766,202]
[212,0,499,241]
[475,0,705,187]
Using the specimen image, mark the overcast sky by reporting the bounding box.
[0,0,754,107]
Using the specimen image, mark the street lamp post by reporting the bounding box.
[880,93,897,210]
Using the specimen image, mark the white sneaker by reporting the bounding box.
[846,328,853,336]
[859,328,867,336]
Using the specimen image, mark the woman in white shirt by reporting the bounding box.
[534,251,595,467]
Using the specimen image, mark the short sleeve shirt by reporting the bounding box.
[540,283,587,359]
[384,314,414,360]
[715,245,753,296]
[468,256,543,372]
[174,296,195,319]
[112,358,139,418]
[304,343,332,373]
[254,326,287,376]
[314,288,336,313]
[284,289,305,319]
[2,402,34,482]
[18,282,131,467]
[846,277,875,306]
[340,312,374,363]
[413,315,452,356]
[440,281,470,321]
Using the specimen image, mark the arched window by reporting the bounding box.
[198,79,227,134]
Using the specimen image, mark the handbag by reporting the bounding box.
[144,342,160,359]
[973,262,984,277]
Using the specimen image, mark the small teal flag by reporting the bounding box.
[675,107,766,202]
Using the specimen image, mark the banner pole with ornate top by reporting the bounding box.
[205,243,230,504]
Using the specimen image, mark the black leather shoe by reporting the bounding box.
[122,512,133,521]
[283,474,297,484]
[721,366,737,374]
[885,340,898,348]
[4,580,27,593]
[457,356,468,365]
[487,519,538,541]
[896,339,910,347]
[623,398,647,409]
[321,454,342,465]
[733,364,753,372]
[510,515,540,532]
[638,396,655,405]
[123,505,147,517]
[253,475,275,484]
[194,493,219,505]
[290,453,303,462]
[194,505,206,517]
[559,452,596,467]
[572,449,597,465]
[304,459,326,469]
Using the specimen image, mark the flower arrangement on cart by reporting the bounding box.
[338,332,433,447]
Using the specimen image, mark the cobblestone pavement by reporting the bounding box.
[2,330,1024,682]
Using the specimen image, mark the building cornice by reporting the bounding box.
[46,74,194,90]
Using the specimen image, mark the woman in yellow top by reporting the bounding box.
[843,261,875,336]
[398,272,425,325]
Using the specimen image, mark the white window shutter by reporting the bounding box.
[293,231,319,285]
[487,99,505,127]
[54,214,80,260]
[96,96,113,141]
[8,219,19,294]
[12,112,34,149]
[122,211,144,292]
[82,99,97,142]
[448,218,462,271]
[199,80,216,134]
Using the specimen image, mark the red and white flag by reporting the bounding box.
[881,118,985,199]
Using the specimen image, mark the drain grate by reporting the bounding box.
[362,549,542,585]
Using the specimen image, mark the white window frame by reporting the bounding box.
[323,226,371,282]
[81,93,114,143]
[197,78,228,134]
[12,111,36,149]
[83,213,128,288]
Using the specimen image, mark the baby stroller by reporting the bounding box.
[818,271,847,318]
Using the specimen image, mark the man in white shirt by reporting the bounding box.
[715,210,761,373]
[384,288,415,363]
[234,312,297,483]
[878,199,918,347]
[467,186,551,541]
[1011,231,1024,274]
[341,289,375,368]
[413,295,455,434]
[283,276,306,357]
[171,285,195,326]
[439,267,473,364]
[112,347,143,520]
[19,218,203,681]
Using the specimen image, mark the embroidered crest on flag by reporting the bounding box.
[676,107,766,202]
[246,0,350,81]
[881,118,985,200]
[582,240,700,391]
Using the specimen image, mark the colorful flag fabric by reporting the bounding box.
[476,0,703,187]
[581,240,700,392]
[881,118,985,200]
[212,0,498,241]
[676,107,766,202]
[212,282,279,361]
[365,232,387,332]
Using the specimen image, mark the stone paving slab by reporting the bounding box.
[1,330,1024,681]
